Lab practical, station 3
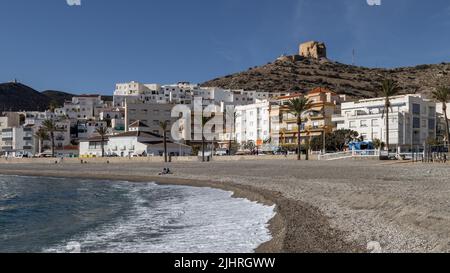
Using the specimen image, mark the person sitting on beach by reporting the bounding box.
[159,168,173,175]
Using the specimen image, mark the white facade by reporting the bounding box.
[79,131,192,157]
[0,126,35,157]
[333,94,437,150]
[235,100,271,145]
[55,95,105,120]
[23,111,57,127]
[77,120,108,140]
[113,81,273,107]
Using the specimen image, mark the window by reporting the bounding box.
[429,119,436,130]
[372,119,379,127]
[429,107,436,117]
[412,104,421,115]
[349,121,356,128]
[413,117,420,129]
[360,120,368,127]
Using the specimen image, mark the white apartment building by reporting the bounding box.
[55,95,105,120]
[235,100,271,146]
[113,81,192,106]
[333,94,437,151]
[0,126,35,157]
[113,81,273,107]
[23,111,57,127]
[77,120,108,140]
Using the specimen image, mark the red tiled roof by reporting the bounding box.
[308,87,337,95]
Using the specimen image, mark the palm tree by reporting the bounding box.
[34,128,49,154]
[380,78,401,153]
[95,125,109,158]
[286,97,312,160]
[42,119,57,157]
[432,86,450,145]
[159,121,170,163]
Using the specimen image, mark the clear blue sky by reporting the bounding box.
[0,0,449,94]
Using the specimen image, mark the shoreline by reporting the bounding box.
[0,168,364,253]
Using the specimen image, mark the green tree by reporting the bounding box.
[34,127,49,154]
[432,86,450,144]
[380,78,401,152]
[310,129,359,152]
[372,138,385,151]
[42,119,57,157]
[286,97,312,160]
[95,125,109,158]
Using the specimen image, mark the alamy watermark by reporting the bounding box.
[66,0,81,6]
[367,0,381,6]
[64,1,380,7]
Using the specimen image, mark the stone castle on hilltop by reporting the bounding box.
[278,41,327,62]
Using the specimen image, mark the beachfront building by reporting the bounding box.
[332,94,437,151]
[0,126,35,157]
[270,88,343,148]
[79,121,192,157]
[234,100,271,148]
[42,120,72,150]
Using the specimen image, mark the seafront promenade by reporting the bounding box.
[1,159,449,253]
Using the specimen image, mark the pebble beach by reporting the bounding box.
[1,159,449,253]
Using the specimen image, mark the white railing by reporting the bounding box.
[319,150,380,161]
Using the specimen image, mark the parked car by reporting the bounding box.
[198,151,212,157]
[35,153,52,158]
[214,149,228,156]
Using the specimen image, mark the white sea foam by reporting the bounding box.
[44,183,275,253]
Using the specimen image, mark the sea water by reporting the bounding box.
[0,175,275,253]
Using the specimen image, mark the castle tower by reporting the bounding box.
[299,41,327,59]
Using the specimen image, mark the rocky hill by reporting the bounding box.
[0,83,74,112]
[202,57,450,99]
[42,90,76,107]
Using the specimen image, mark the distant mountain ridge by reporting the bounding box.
[202,57,450,99]
[0,82,112,112]
[0,83,65,112]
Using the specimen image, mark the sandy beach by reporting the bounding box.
[1,159,449,253]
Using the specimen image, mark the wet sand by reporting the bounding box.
[1,159,449,253]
